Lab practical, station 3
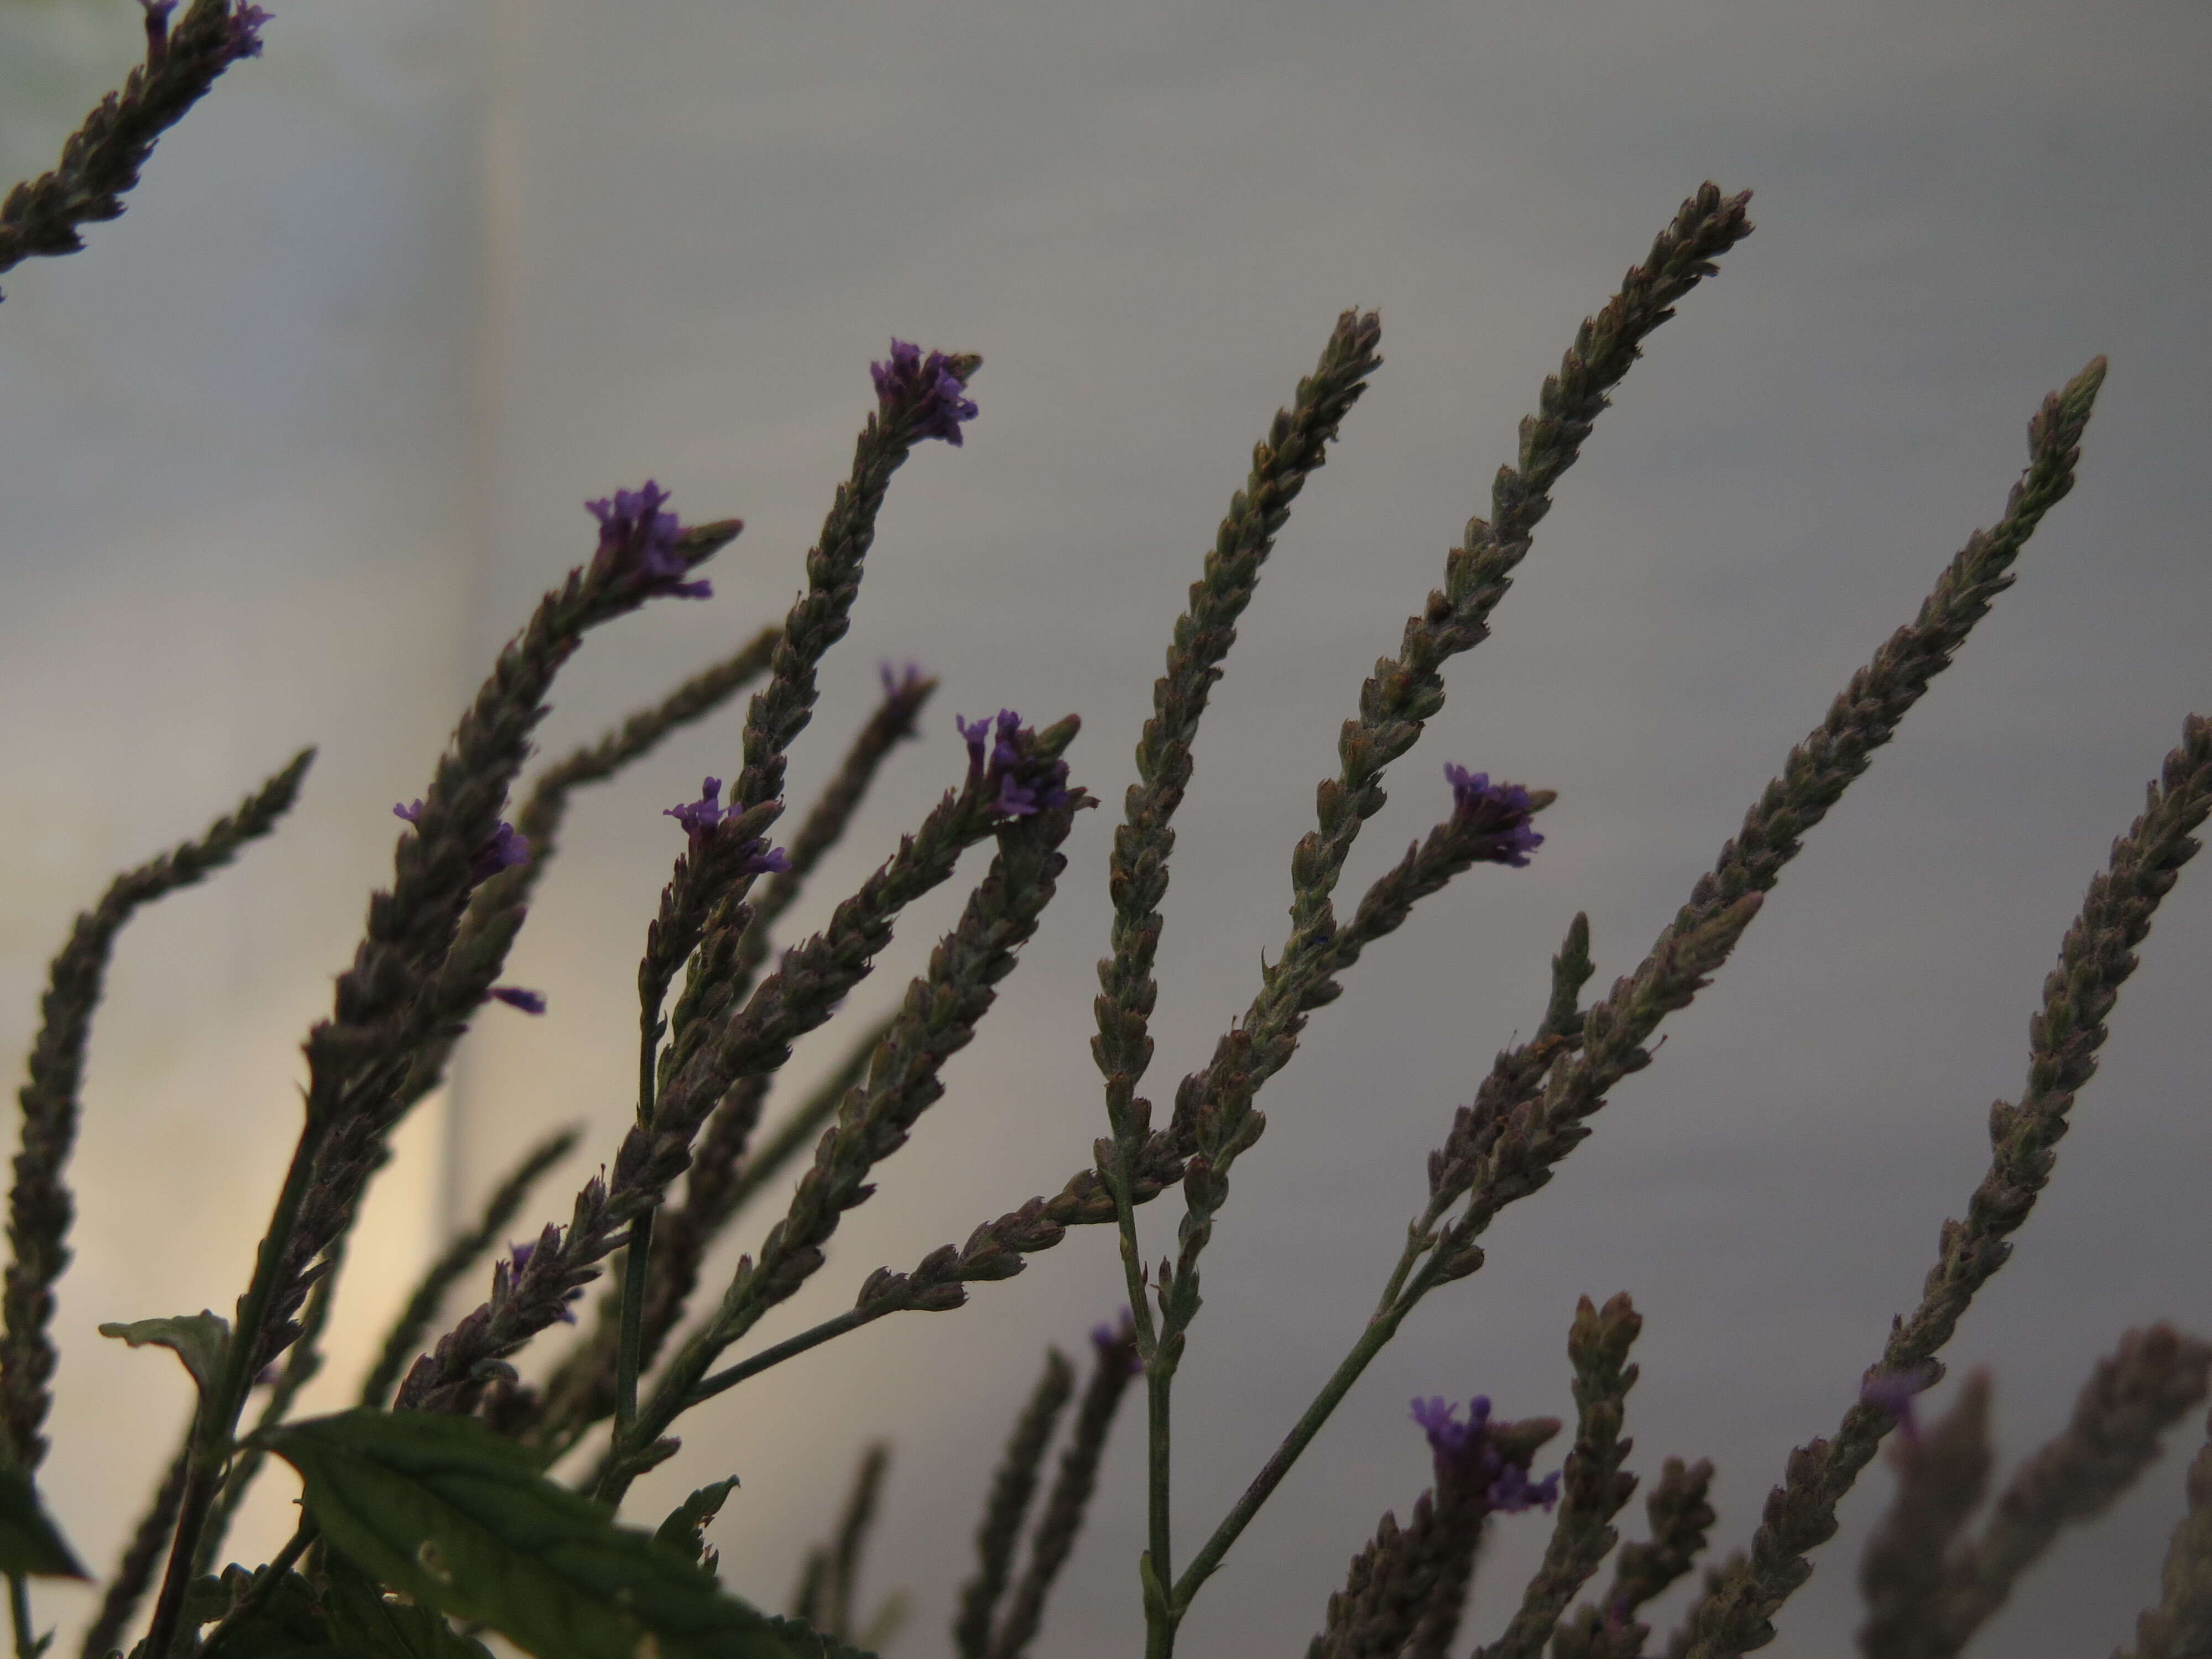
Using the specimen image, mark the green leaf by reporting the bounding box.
[263,1411,873,1659]
[141,1568,336,1659]
[0,1463,85,1578]
[653,1478,739,1575]
[98,1311,231,1400]
[323,1551,491,1659]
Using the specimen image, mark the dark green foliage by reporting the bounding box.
[265,1412,870,1659]
[654,1479,740,1576]
[321,1553,491,1659]
[97,1316,230,1406]
[0,1465,84,1580]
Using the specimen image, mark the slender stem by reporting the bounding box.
[614,1213,651,1437]
[617,994,662,1440]
[195,1521,313,1659]
[9,1573,33,1659]
[686,1304,885,1408]
[1374,1205,1446,1318]
[1103,1139,1173,1655]
[1171,1293,1418,1612]
[1142,1370,1175,1659]
[589,1306,893,1504]
[145,1119,330,1659]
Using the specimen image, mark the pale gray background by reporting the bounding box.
[1,2,2207,1655]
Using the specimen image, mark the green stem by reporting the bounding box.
[1171,1286,1418,1613]
[1103,1137,1173,1657]
[144,1119,331,1659]
[687,1305,885,1405]
[9,1573,34,1659]
[592,1305,890,1504]
[1142,1368,1175,1659]
[614,1213,652,1437]
[195,1521,313,1659]
[617,995,662,1441]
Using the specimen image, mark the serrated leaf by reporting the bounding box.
[98,1311,231,1401]
[263,1411,873,1659]
[652,1478,739,1573]
[0,1463,86,1579]
[323,1551,491,1659]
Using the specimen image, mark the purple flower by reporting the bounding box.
[1861,1367,1934,1446]
[663,777,791,872]
[664,775,728,852]
[587,480,712,600]
[1091,1310,1144,1376]
[956,709,1072,820]
[471,821,531,884]
[489,986,547,1015]
[881,660,928,699]
[1411,1394,1561,1514]
[505,1239,535,1275]
[1443,764,1544,867]
[871,340,978,446]
[139,0,176,59]
[225,3,269,58]
[394,802,530,886]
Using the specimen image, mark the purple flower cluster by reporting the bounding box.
[586,480,712,601]
[1443,764,1545,867]
[393,801,531,886]
[870,340,978,446]
[138,0,175,57]
[1091,1309,1144,1376]
[470,822,531,884]
[227,3,270,56]
[1411,1394,1561,1514]
[664,776,792,872]
[957,711,1072,820]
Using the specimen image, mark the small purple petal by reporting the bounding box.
[489,987,547,1015]
[1443,763,1545,867]
[956,714,992,770]
[870,340,977,446]
[664,776,728,853]
[225,2,268,57]
[1861,1368,1933,1446]
[471,822,530,884]
[587,479,708,601]
[394,800,425,825]
[140,0,176,58]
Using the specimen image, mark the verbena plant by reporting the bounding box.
[4,8,2209,1659]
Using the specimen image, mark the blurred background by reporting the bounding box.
[1,1,2208,1654]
